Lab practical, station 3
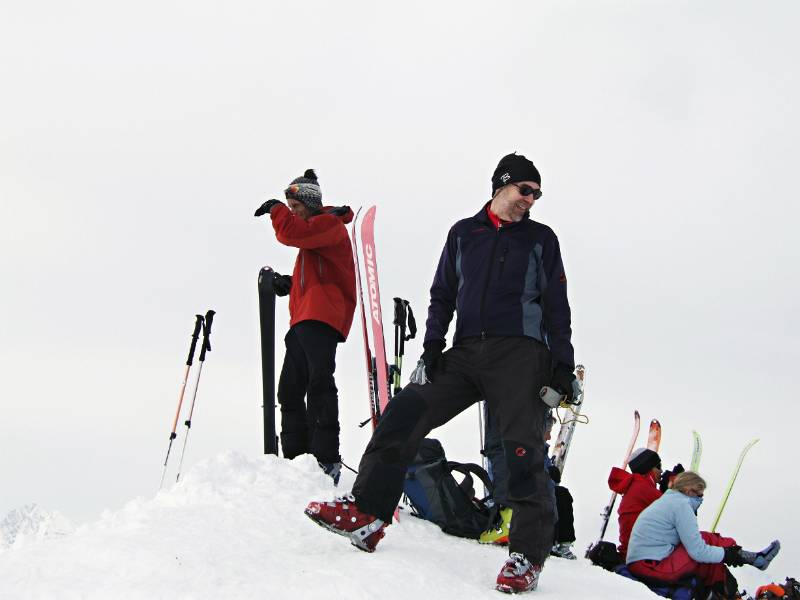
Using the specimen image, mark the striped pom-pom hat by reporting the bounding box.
[284,168,322,211]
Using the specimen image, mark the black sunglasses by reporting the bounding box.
[511,183,543,200]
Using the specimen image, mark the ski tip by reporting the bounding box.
[634,410,640,418]
[650,419,660,426]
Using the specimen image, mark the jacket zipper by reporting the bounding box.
[479,227,501,339]
[499,244,509,277]
[300,253,305,290]
[318,255,323,281]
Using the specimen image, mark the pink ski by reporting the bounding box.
[360,206,391,418]
[351,208,380,429]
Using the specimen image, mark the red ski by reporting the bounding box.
[646,419,662,453]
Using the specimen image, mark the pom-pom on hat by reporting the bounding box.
[285,168,322,211]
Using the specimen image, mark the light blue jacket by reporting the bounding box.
[626,489,725,565]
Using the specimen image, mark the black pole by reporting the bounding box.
[258,267,279,455]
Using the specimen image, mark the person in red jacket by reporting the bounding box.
[607,448,663,560]
[254,169,356,484]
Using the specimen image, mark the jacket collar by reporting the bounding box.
[472,201,529,229]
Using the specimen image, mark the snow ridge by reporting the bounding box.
[0,452,773,599]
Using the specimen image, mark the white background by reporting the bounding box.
[1,0,798,579]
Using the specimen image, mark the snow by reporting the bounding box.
[0,452,786,599]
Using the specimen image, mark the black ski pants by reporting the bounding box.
[277,320,341,464]
[352,336,555,565]
[554,486,575,544]
[484,404,575,544]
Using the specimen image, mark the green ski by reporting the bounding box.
[710,438,759,532]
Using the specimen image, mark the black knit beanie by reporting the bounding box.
[284,169,322,211]
[628,448,662,475]
[491,153,541,195]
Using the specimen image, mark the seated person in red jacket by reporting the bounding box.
[607,447,663,560]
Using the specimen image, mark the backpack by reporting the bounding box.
[756,578,800,600]
[586,540,623,571]
[402,438,495,539]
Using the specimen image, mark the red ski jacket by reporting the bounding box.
[269,204,356,340]
[607,467,662,559]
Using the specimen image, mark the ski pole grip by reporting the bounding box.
[539,386,564,408]
[199,309,216,361]
[393,297,406,327]
[186,314,204,365]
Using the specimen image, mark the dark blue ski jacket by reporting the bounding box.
[425,204,574,371]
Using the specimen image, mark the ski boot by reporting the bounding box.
[550,542,577,560]
[742,540,780,570]
[305,492,385,552]
[318,461,341,485]
[480,507,512,545]
[496,552,543,594]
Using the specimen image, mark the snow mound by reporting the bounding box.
[0,451,659,599]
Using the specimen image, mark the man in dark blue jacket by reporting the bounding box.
[305,153,576,594]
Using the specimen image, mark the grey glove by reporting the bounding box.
[410,340,445,385]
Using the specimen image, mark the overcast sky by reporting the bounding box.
[1,0,798,576]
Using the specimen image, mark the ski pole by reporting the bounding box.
[160,314,204,489]
[392,300,402,396]
[391,298,417,396]
[477,400,487,496]
[175,309,215,483]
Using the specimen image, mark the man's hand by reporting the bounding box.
[410,339,445,385]
[549,364,577,403]
[272,273,292,297]
[547,464,562,484]
[254,199,283,217]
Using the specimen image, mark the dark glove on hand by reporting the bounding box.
[271,273,292,297]
[722,545,744,567]
[421,340,445,382]
[659,463,685,492]
[547,464,562,484]
[254,199,283,217]
[550,364,577,403]
[328,205,351,216]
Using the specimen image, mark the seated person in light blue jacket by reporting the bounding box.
[627,472,780,599]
